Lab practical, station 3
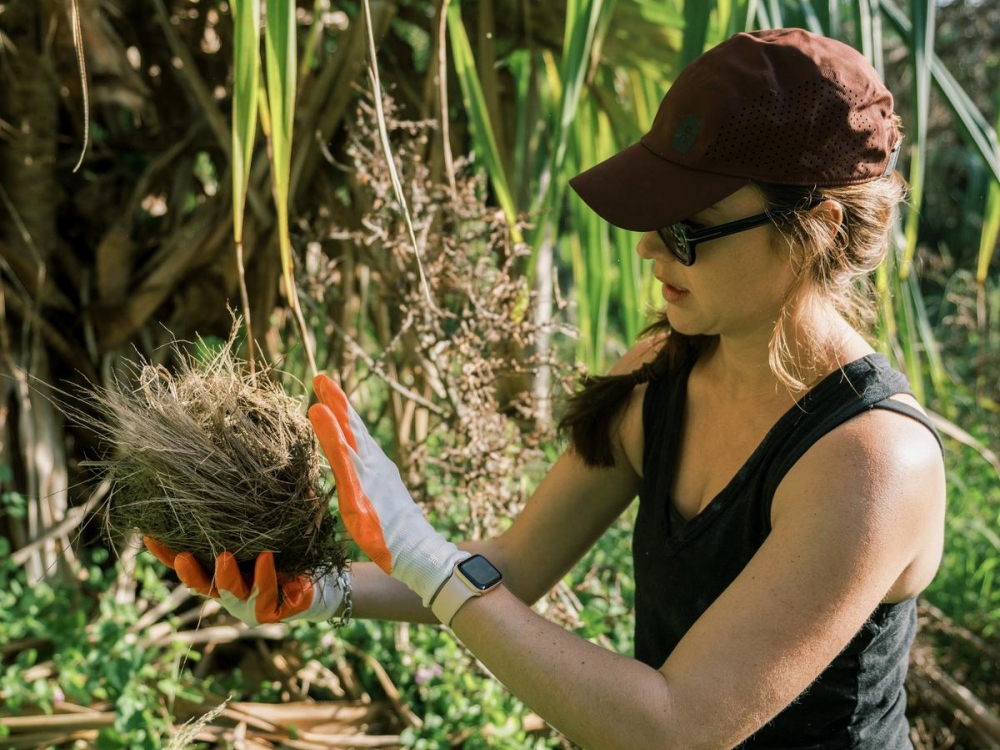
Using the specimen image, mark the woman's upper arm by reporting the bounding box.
[493,448,639,603]
[654,412,945,749]
[492,336,665,604]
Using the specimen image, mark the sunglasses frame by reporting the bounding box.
[655,208,796,266]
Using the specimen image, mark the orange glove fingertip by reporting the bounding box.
[143,536,177,568]
[312,374,330,400]
[215,551,250,600]
[274,578,313,621]
[252,551,282,623]
[311,401,358,455]
[175,551,218,598]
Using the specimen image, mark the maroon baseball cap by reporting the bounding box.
[569,27,903,231]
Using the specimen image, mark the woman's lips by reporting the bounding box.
[659,280,689,303]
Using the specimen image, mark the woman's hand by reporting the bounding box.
[308,373,469,606]
[143,537,349,626]
[143,372,464,626]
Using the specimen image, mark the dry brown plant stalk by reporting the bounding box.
[300,97,577,549]
[82,335,346,578]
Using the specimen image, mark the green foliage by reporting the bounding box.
[275,512,639,748]
[4,1,999,747]
[569,509,638,654]
[925,444,1000,635]
[321,621,559,749]
[0,515,636,748]
[0,465,25,520]
[0,547,207,748]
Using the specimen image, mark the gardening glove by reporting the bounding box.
[308,373,469,606]
[143,536,349,626]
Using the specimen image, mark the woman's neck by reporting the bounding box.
[700,308,870,403]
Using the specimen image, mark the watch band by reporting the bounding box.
[431,554,502,627]
[431,567,480,626]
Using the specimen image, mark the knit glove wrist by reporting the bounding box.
[309,374,468,606]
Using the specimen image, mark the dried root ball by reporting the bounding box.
[88,342,346,578]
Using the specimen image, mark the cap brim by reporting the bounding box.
[569,141,750,231]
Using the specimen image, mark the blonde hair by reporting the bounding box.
[758,170,909,391]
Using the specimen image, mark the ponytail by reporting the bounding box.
[558,319,705,467]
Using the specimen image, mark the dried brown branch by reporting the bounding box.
[0,712,116,731]
[290,3,398,201]
[97,207,231,351]
[150,622,287,648]
[341,641,423,730]
[0,731,100,750]
[910,648,1000,748]
[920,600,1000,666]
[166,696,402,748]
[1,282,93,380]
[10,478,108,567]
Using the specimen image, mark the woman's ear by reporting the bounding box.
[812,199,844,247]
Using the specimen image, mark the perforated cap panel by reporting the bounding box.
[711,75,891,184]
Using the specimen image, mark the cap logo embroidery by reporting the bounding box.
[672,115,701,154]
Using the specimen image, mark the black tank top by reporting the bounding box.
[635,353,941,749]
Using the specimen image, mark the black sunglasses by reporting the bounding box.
[655,209,796,266]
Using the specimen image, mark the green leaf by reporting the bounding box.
[978,104,1000,284]
[899,0,935,274]
[265,0,297,304]
[680,0,712,66]
[231,0,260,245]
[880,0,1000,184]
[527,0,608,283]
[853,0,876,64]
[447,3,520,240]
[766,0,782,27]
[796,0,825,36]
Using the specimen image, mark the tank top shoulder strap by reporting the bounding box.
[871,398,943,454]
[761,354,942,502]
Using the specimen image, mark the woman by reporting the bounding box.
[147,27,946,749]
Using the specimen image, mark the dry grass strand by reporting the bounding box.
[82,335,345,578]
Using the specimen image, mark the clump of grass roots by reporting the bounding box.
[83,337,346,579]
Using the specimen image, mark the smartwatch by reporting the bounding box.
[431,554,503,626]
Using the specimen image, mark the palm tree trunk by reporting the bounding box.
[0,0,74,582]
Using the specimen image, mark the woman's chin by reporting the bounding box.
[664,307,701,337]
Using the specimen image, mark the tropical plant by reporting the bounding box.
[1,0,999,747]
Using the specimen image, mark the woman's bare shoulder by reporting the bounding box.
[607,332,669,377]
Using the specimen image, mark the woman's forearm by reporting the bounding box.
[347,540,505,624]
[348,561,435,622]
[451,584,682,750]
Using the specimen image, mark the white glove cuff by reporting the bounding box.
[301,568,351,622]
[395,537,471,607]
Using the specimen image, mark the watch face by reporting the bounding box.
[458,555,503,591]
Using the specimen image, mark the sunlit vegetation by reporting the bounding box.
[0,1,997,747]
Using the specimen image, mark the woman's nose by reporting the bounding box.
[637,231,668,261]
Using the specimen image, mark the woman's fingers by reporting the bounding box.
[313,374,359,452]
[251,551,283,623]
[174,552,218,597]
[143,536,177,568]
[215,551,250,600]
[273,577,314,621]
[309,402,394,574]
[144,535,219,598]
